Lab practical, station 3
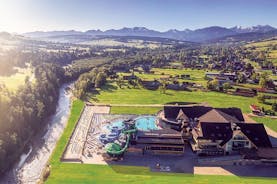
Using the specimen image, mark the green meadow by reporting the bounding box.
[0,66,34,91]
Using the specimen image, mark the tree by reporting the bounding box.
[272,102,277,112]
[257,94,266,104]
[95,72,107,88]
[237,73,245,83]
[222,82,231,91]
[116,77,124,89]
[259,72,270,88]
[207,79,219,90]
[259,77,267,88]
[159,80,167,94]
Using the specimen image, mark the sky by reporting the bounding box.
[0,0,276,33]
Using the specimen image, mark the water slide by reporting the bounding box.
[105,129,136,156]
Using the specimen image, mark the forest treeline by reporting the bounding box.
[0,49,93,76]
[0,49,111,174]
[0,63,65,173]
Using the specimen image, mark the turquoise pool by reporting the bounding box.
[106,116,158,132]
[105,120,125,130]
[135,116,158,131]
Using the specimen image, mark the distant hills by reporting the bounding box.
[23,25,277,43]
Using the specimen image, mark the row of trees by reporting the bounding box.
[74,68,107,99]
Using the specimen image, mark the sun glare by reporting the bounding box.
[0,1,29,33]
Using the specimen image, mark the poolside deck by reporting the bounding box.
[62,105,110,162]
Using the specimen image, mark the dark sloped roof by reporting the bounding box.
[163,105,245,123]
[200,122,233,146]
[164,106,212,119]
[198,109,240,123]
[176,109,189,122]
[216,107,245,122]
[236,123,272,148]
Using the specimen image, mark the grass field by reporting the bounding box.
[46,100,276,184]
[0,66,34,91]
[252,116,277,132]
[90,82,277,131]
[111,106,162,115]
[119,68,210,86]
[245,38,277,66]
[91,82,270,113]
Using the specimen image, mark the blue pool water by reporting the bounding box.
[105,120,125,130]
[105,116,158,132]
[135,116,158,131]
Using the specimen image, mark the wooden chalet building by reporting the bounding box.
[139,80,160,90]
[122,74,137,80]
[157,104,272,156]
[234,88,257,97]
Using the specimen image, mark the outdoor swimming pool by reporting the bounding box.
[105,116,158,132]
[135,116,158,131]
[105,120,125,130]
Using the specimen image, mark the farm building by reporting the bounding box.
[234,88,257,97]
[122,74,137,80]
[139,80,160,90]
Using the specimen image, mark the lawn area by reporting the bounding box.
[91,82,277,131]
[245,39,277,48]
[0,66,34,91]
[46,100,276,184]
[252,116,277,132]
[90,82,270,113]
[119,67,210,86]
[245,39,277,66]
[111,106,162,115]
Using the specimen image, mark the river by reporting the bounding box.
[1,82,73,184]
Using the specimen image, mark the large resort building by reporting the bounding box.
[128,104,272,156]
[63,102,275,165]
[130,129,185,154]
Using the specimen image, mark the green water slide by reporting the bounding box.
[105,129,136,156]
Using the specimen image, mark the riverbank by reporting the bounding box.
[0,82,74,184]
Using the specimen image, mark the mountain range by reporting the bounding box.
[23,25,277,43]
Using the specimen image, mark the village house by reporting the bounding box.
[180,74,191,79]
[139,80,160,90]
[166,83,188,91]
[122,73,137,80]
[205,72,236,81]
[234,88,257,97]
